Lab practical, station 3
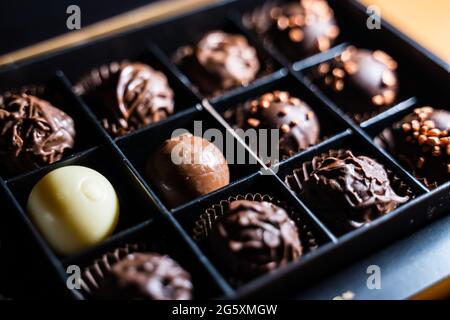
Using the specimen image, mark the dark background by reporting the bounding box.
[0,0,160,55]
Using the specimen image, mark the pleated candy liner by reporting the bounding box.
[192,193,319,286]
[285,149,414,231]
[80,242,163,297]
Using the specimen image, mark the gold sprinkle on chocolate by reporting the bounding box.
[382,71,397,87]
[327,25,340,39]
[317,36,330,52]
[289,28,304,42]
[428,129,441,137]
[423,120,435,129]
[411,120,420,132]
[344,61,358,75]
[277,16,289,30]
[247,118,260,127]
[318,63,330,74]
[372,95,384,106]
[426,136,440,146]
[402,123,411,132]
[417,157,425,169]
[418,135,427,145]
[332,68,345,78]
[432,146,442,157]
[334,80,344,91]
[382,90,396,104]
[280,124,290,133]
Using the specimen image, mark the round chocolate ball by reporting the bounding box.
[287,150,409,227]
[174,31,261,97]
[245,0,340,60]
[315,46,399,116]
[146,133,230,208]
[75,62,174,136]
[377,107,450,187]
[210,200,302,279]
[234,91,320,158]
[0,92,75,176]
[96,253,193,300]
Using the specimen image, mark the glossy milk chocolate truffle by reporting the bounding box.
[146,133,230,208]
[210,200,302,279]
[27,166,119,256]
[314,46,399,119]
[377,107,450,187]
[96,253,193,300]
[0,93,75,176]
[286,150,409,228]
[75,62,174,136]
[233,91,320,158]
[174,31,261,97]
[244,0,340,60]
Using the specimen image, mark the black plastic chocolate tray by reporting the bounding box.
[0,0,449,299]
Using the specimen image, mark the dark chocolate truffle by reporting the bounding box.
[377,107,450,187]
[210,200,302,279]
[75,62,174,136]
[244,0,340,60]
[146,133,230,208]
[174,31,261,97]
[96,253,193,300]
[232,91,320,158]
[0,92,75,176]
[314,46,399,120]
[286,150,409,228]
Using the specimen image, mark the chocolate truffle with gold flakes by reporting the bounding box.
[377,107,450,187]
[75,61,174,137]
[244,0,340,60]
[230,91,320,158]
[174,31,261,97]
[0,92,76,176]
[313,46,399,121]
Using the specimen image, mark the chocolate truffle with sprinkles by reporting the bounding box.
[174,31,261,97]
[95,253,193,300]
[75,61,174,137]
[232,91,320,158]
[285,149,409,230]
[210,200,302,279]
[314,46,399,120]
[0,92,75,176]
[244,0,340,60]
[377,107,450,187]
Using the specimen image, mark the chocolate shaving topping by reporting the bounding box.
[75,61,174,136]
[95,253,193,300]
[210,200,302,279]
[174,31,260,97]
[286,149,409,226]
[0,92,75,175]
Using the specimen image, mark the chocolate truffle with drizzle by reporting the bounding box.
[377,107,450,187]
[314,46,399,121]
[75,61,174,137]
[243,0,340,60]
[231,91,320,159]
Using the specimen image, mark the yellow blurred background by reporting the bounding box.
[361,0,450,64]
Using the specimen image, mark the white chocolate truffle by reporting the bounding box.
[27,165,120,256]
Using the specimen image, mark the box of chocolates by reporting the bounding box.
[0,0,449,300]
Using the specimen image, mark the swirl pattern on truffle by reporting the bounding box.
[0,92,75,175]
[210,200,302,279]
[75,62,174,136]
[286,150,409,226]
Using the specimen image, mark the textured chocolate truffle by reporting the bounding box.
[286,150,409,228]
[377,107,450,187]
[314,46,399,119]
[146,133,230,208]
[96,253,193,300]
[244,0,340,60]
[0,92,75,176]
[232,91,320,158]
[210,200,302,279]
[174,31,261,97]
[75,62,174,136]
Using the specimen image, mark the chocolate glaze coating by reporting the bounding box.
[377,107,450,187]
[75,62,174,136]
[244,0,340,60]
[174,31,260,97]
[0,93,75,176]
[314,46,399,118]
[233,91,320,158]
[286,150,408,227]
[210,200,302,279]
[146,133,230,208]
[96,253,193,300]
